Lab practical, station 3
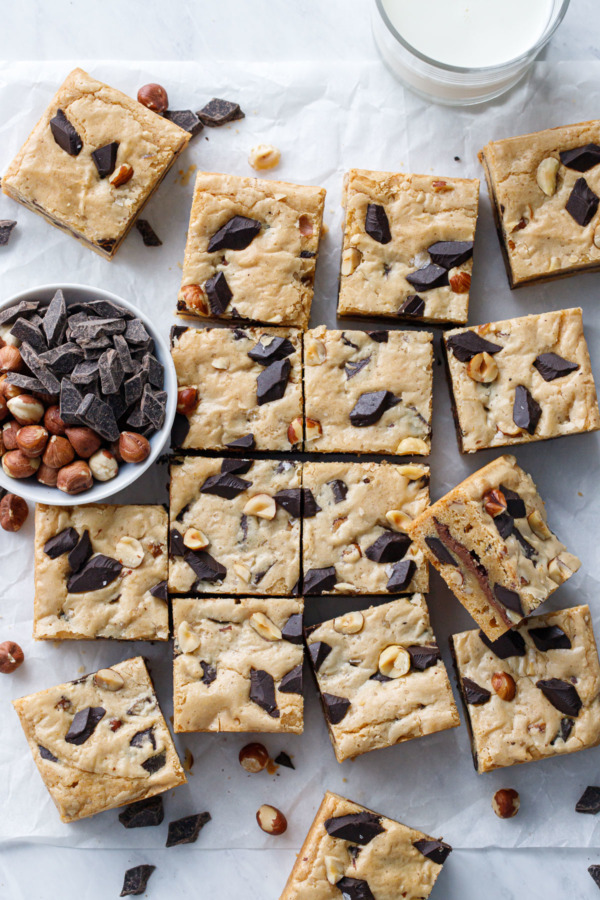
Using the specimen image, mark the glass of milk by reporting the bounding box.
[372,0,570,105]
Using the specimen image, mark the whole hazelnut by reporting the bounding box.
[37,463,59,487]
[119,431,151,464]
[56,460,93,495]
[239,742,270,773]
[177,386,199,415]
[89,449,119,482]
[179,284,209,314]
[0,640,24,674]
[2,450,40,479]
[43,435,75,469]
[2,420,20,450]
[0,375,24,400]
[492,788,520,819]
[0,493,28,532]
[491,671,516,702]
[0,345,22,374]
[256,804,287,836]
[7,394,45,426]
[16,425,49,458]
[137,83,169,114]
[65,427,102,459]
[0,395,8,424]
[44,405,66,436]
[110,440,124,463]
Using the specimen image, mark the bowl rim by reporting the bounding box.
[0,282,176,507]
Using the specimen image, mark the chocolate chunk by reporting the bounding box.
[205,271,232,314]
[201,472,251,498]
[428,240,474,269]
[349,390,400,427]
[50,109,82,156]
[328,480,348,504]
[322,692,351,725]
[41,289,68,347]
[576,786,600,815]
[281,614,303,645]
[370,671,392,684]
[119,795,164,829]
[5,373,45,393]
[141,751,166,774]
[493,512,514,540]
[10,318,48,353]
[499,485,526,519]
[19,342,60,393]
[221,458,253,476]
[166,812,211,847]
[275,488,319,518]
[533,352,579,381]
[124,318,151,345]
[120,865,155,897]
[76,393,120,441]
[123,371,146,407]
[589,866,600,890]
[198,97,245,126]
[91,141,119,178]
[309,641,332,671]
[478,629,526,659]
[335,877,375,900]
[40,343,83,375]
[274,751,294,769]
[68,530,92,573]
[341,333,360,350]
[113,334,135,374]
[279,664,303,695]
[99,347,124,395]
[446,331,503,362]
[208,215,261,253]
[367,330,388,342]
[398,295,425,317]
[149,580,168,601]
[72,316,127,339]
[142,353,164,389]
[257,357,291,405]
[200,661,217,685]
[44,527,79,558]
[140,385,167,430]
[413,839,452,865]
[135,218,162,247]
[514,528,536,559]
[65,706,106,744]
[554,717,574,744]
[72,359,100,384]
[425,536,458,567]
[38,745,58,762]
[130,728,156,751]
[528,625,571,652]
[536,678,582,716]
[560,143,600,172]
[0,220,16,245]
[365,203,391,244]
[164,108,203,136]
[65,554,121,595]
[185,549,226,583]
[170,529,185,556]
[493,584,523,615]
[387,559,416,592]
[365,530,410,564]
[226,433,255,450]
[250,668,279,717]
[171,413,190,448]
[345,356,370,379]
[406,263,449,291]
[303,566,337,594]
[300,249,315,258]
[127,405,147,430]
[0,300,39,326]
[85,298,129,319]
[566,177,599,227]
[462,677,491,705]
[407,643,441,670]
[324,812,384,844]
[513,384,541,434]
[248,334,295,365]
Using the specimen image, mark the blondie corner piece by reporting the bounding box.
[480,120,600,287]
[407,455,580,641]
[304,326,433,456]
[34,504,169,641]
[280,791,451,900]
[176,172,326,328]
[2,68,190,259]
[444,307,600,452]
[13,657,186,823]
[301,461,429,596]
[451,605,600,773]
[173,596,304,733]
[337,168,479,325]
[306,596,459,762]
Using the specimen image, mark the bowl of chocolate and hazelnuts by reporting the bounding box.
[0,284,176,505]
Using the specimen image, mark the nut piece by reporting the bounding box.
[287,416,304,446]
[183,527,209,550]
[305,417,323,443]
[116,536,145,569]
[395,437,428,455]
[0,345,22,373]
[243,494,277,520]
[0,493,28,532]
[341,542,362,563]
[2,450,40,479]
[449,271,471,293]
[378,644,411,678]
[89,449,119,482]
[386,509,413,532]
[483,488,507,517]
[491,671,516,701]
[65,426,102,459]
[432,180,453,193]
[333,611,364,635]
[37,463,59,487]
[119,432,151,464]
[250,612,282,642]
[177,386,199,415]
[536,157,559,196]
[256,804,287,836]
[7,395,44,425]
[548,552,580,585]
[43,435,75,469]
[248,144,281,171]
[179,284,209,314]
[94,668,125,691]
[16,425,48,458]
[233,562,252,583]
[304,337,327,366]
[137,82,169,113]
[492,788,520,819]
[0,640,24,674]
[397,464,427,481]
[341,247,362,276]
[109,164,134,187]
[325,856,345,886]
[527,509,552,541]
[44,405,66,436]
[466,351,499,383]
[56,460,93,495]
[177,620,201,654]
[239,742,270,773]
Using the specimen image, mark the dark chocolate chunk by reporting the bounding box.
[309,641,332,672]
[462,677,491,705]
[149,580,168,601]
[365,203,391,244]
[513,528,536,559]
[91,141,119,178]
[221,458,253,476]
[425,536,458,567]
[114,334,135,373]
[528,625,572,652]
[279,664,303,695]
[257,357,291,405]
[446,330,503,362]
[499,485,526,519]
[428,240,474,269]
[349,390,400,427]
[163,108,203,136]
[560,143,600,172]
[41,289,68,347]
[201,472,251,498]
[536,678,582,717]
[226,433,255,450]
[493,584,523,615]
[250,668,279,717]
[322,692,351,725]
[50,109,82,156]
[300,249,315,258]
[274,751,294,769]
[198,97,245,126]
[478,629,526,659]
[166,812,211,847]
[398,295,425,317]
[119,795,164,829]
[406,263,449,291]
[324,811,384,844]
[130,727,156,750]
[281,614,304,645]
[99,347,124,395]
[185,549,226,583]
[588,865,600,890]
[335,877,375,900]
[38,745,58,762]
[135,218,162,246]
[171,413,190,448]
[367,330,388,342]
[44,527,78,558]
[142,353,164,389]
[72,358,100,384]
[123,371,146,407]
[533,352,579,382]
[85,298,129,318]
[566,177,599,227]
[554,717,574,744]
[407,643,441,670]
[141,752,166,774]
[328,480,348,504]
[65,706,106,744]
[124,318,151,346]
[345,356,370,379]
[120,865,155,897]
[40,342,83,375]
[5,373,45,393]
[68,530,93,574]
[248,334,295,365]
[140,385,167,430]
[0,220,16,246]
[275,488,319,519]
[10,317,48,353]
[170,529,186,556]
[303,566,337,594]
[126,405,147,430]
[365,530,410,564]
[576,786,600,815]
[413,839,452,865]
[205,271,232,314]
[0,300,39,326]
[19,341,60,393]
[513,384,541,434]
[387,558,416,592]
[200,661,217,685]
[67,554,122,593]
[208,215,261,253]
[341,333,360,350]
[493,512,514,540]
[370,671,393,684]
[76,393,120,441]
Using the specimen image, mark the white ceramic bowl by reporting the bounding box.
[0,283,176,506]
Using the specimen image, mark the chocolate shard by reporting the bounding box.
[142,353,164,389]
[309,641,332,672]
[205,271,233,314]
[248,334,295,365]
[124,318,151,346]
[528,625,572,652]
[513,384,541,434]
[345,357,370,379]
[0,300,39,326]
[5,373,45,393]
[44,527,79,558]
[198,97,245,126]
[200,472,251,498]
[72,358,100,384]
[200,661,217,685]
[65,706,106,744]
[370,671,392,684]
[499,485,526,519]
[407,643,441,670]
[68,530,93,574]
[367,330,388,342]
[493,512,514,540]
[365,203,391,244]
[130,727,156,750]
[514,530,537,560]
[324,811,384,845]
[413,839,452,865]
[221,458,253,476]
[171,413,190,448]
[10,317,48,353]
[589,865,600,890]
[67,554,123,593]
[281,614,304,645]
[208,215,261,252]
[250,668,279,717]
[119,795,164,829]
[446,331,503,362]
[478,628,526,659]
[428,240,474,269]
[303,566,337,595]
[166,812,211,847]
[163,108,203,136]
[0,220,16,245]
[349,390,400,427]
[91,141,119,178]
[335,877,375,900]
[99,347,124,395]
[41,289,68,347]
[274,488,319,518]
[123,371,146,407]
[50,109,82,156]
[85,298,129,319]
[114,334,135,373]
[185,549,226,583]
[536,678,582,717]
[425,536,458,567]
[398,295,425,317]
[300,249,315,258]
[320,690,350,724]
[328,479,348,504]
[40,343,83,375]
[533,352,579,382]
[38,745,58,762]
[493,584,523,615]
[560,143,600,172]
[120,864,156,897]
[149,580,168,601]
[76,393,120,442]
[170,529,185,556]
[576,786,600,815]
[19,341,60,393]
[462,677,491,705]
[566,177,599,227]
[140,384,167,431]
[136,218,162,246]
[553,717,574,744]
[274,751,294,769]
[387,559,416,592]
[365,530,410,564]
[226,433,255,450]
[140,751,166,774]
[406,263,449,291]
[279,664,303,695]
[257,357,291,405]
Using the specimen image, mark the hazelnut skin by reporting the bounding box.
[256,804,287,835]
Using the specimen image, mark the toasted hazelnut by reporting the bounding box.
[179,284,209,314]
[527,509,552,541]
[119,432,151,464]
[0,374,23,401]
[341,247,362,276]
[305,417,323,443]
[548,552,580,585]
[536,157,559,196]
[483,488,507,517]
[287,416,304,446]
[177,620,201,654]
[492,671,516,701]
[432,179,453,192]
[248,143,281,171]
[256,804,287,835]
[0,345,22,374]
[0,640,24,673]
[0,493,28,532]
[37,463,59,487]
[2,450,40,479]
[184,527,209,550]
[43,405,66,436]
[305,337,327,366]
[0,395,8,424]
[450,271,471,293]
[16,425,48,458]
[298,214,314,236]
[341,542,361,563]
[378,644,411,678]
[56,460,93,495]
[211,357,229,371]
[65,426,102,459]
[7,394,44,426]
[324,856,345,885]
[115,536,145,569]
[137,82,169,113]
[89,449,119,482]
[386,509,412,532]
[333,611,364,635]
[395,437,428,455]
[397,464,427,481]
[94,668,125,691]
[332,515,347,533]
[243,494,277,520]
[239,742,270,773]
[492,788,520,819]
[250,612,282,642]
[233,562,252,583]
[109,164,134,187]
[177,386,199,415]
[466,351,498,383]
[43,435,75,469]
[2,420,20,450]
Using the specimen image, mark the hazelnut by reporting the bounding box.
[298,215,314,236]
[341,542,361,563]
[44,405,66,436]
[243,493,277,520]
[37,463,59,487]
[179,284,209,314]
[466,351,499,383]
[0,640,24,674]
[483,488,507,517]
[250,612,282,642]
[177,386,199,415]
[449,271,472,293]
[432,179,453,192]
[119,432,151,464]
[183,527,209,550]
[239,742,270,773]
[248,144,281,171]
[492,788,520,819]
[233,562,252,583]
[0,345,22,373]
[548,552,580,585]
[43,435,75,469]
[386,509,413,532]
[0,395,8,424]
[56,460,93,495]
[7,394,44,425]
[325,857,345,885]
[89,449,118,482]
[341,247,362,276]
[398,464,427,481]
[305,417,323,443]
[0,375,23,400]
[395,437,428,455]
[378,645,411,678]
[110,440,124,463]
[536,157,559,196]
[0,493,28,532]
[305,337,327,366]
[109,164,134,187]
[287,416,304,446]
[16,425,48,458]
[256,804,287,836]
[65,426,102,459]
[2,420,20,450]
[176,620,201,654]
[115,536,145,569]
[491,672,516,701]
[527,509,552,541]
[333,611,364,635]
[94,668,125,691]
[137,82,169,113]
[2,450,40,479]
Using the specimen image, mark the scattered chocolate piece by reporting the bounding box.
[345,357,370,379]
[205,271,232,315]
[406,263,449,291]
[536,678,582,717]
[142,353,164,388]
[5,373,45,393]
[41,343,83,374]
[398,295,425,317]
[221,458,253,476]
[133,216,162,247]
[428,240,474,269]
[208,215,261,252]
[335,877,375,900]
[66,554,123,593]
[365,530,410,564]
[38,745,58,762]
[479,629,526,659]
[123,371,146,407]
[49,109,82,156]
[166,812,211,847]
[407,644,441,670]
[281,614,303,645]
[99,347,124,395]
[0,220,17,246]
[76,393,120,441]
[226,433,255,450]
[528,625,571,652]
[493,584,523,615]
[413,839,452,864]
[65,706,105,744]
[576,786,600,815]
[566,177,599,227]
[119,795,164,829]
[256,357,291,405]
[349,390,400,427]
[274,751,294,769]
[68,530,92,573]
[328,480,348,504]
[303,566,337,594]
[248,335,294,365]
[560,143,600,172]
[164,108,203,136]
[387,558,416,592]
[446,331,503,362]
[44,526,79,558]
[140,385,167,430]
[588,865,600,890]
[279,664,303,694]
[91,141,119,178]
[250,668,279,717]
[365,203,391,244]
[184,549,226,583]
[141,752,166,774]
[425,536,458,567]
[309,641,332,671]
[200,472,251,498]
[463,677,491,705]
[324,811,384,844]
[120,864,156,897]
[149,580,168,601]
[533,352,579,381]
[198,97,245,126]
[513,384,541,434]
